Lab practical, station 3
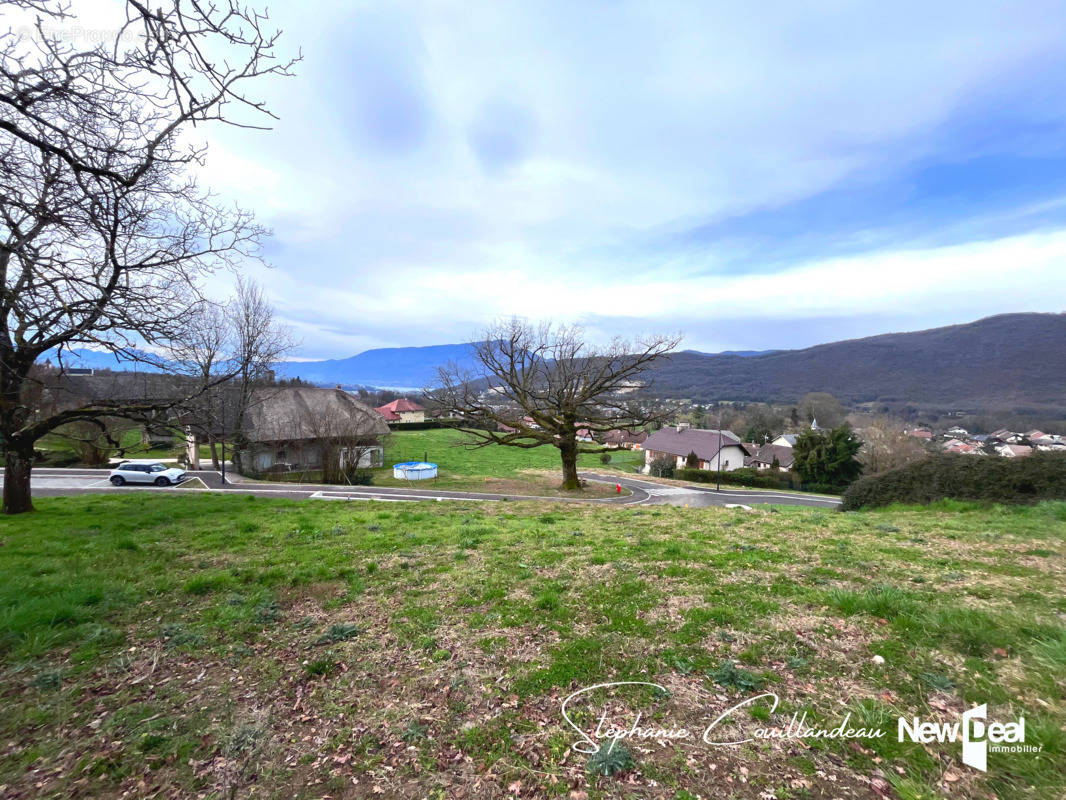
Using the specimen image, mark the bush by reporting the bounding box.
[387,418,491,431]
[648,457,675,478]
[599,452,611,465]
[841,452,1066,510]
[675,466,798,490]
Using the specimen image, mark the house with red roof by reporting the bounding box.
[375,397,426,424]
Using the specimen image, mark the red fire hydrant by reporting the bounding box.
[616,483,622,494]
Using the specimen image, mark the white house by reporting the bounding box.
[642,427,748,473]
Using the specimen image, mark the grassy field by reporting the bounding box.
[261,429,645,497]
[380,428,645,475]
[1,495,1063,799]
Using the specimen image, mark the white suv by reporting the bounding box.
[109,461,187,487]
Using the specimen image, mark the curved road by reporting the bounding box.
[13,467,840,508]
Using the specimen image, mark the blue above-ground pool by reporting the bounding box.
[393,461,438,480]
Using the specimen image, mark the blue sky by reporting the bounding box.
[188,0,1066,358]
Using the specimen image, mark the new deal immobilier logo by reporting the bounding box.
[898,704,1037,771]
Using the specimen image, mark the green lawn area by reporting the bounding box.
[260,428,645,497]
[380,427,645,475]
[1,495,1063,798]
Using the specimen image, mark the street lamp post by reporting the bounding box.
[219,399,226,485]
[716,404,722,492]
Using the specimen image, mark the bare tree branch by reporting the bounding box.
[427,318,680,490]
[0,0,296,512]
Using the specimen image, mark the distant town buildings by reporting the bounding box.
[924,426,1066,457]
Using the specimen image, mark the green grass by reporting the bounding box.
[1,494,1063,798]
[383,427,643,474]
[256,428,644,497]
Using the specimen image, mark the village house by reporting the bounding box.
[746,443,795,471]
[375,397,426,424]
[989,429,1022,444]
[1032,434,1066,451]
[186,387,388,473]
[602,429,648,449]
[642,426,748,473]
[905,427,934,440]
[997,443,1033,458]
[942,438,978,455]
[497,416,541,434]
[771,433,798,447]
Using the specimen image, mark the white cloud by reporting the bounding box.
[185,0,1066,355]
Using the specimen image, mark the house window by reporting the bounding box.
[276,450,287,460]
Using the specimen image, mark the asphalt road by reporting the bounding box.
[10,467,841,508]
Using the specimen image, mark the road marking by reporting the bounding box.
[582,474,840,505]
[309,490,487,503]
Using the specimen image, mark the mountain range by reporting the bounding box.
[274,342,478,389]
[646,312,1066,413]
[49,312,1066,413]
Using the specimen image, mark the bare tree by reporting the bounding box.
[799,392,846,428]
[855,416,930,476]
[0,1,296,512]
[224,278,294,471]
[173,279,294,472]
[428,319,681,491]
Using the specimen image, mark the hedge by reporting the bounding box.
[676,466,798,491]
[387,418,497,432]
[841,452,1066,510]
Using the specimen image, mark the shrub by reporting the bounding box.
[647,457,675,478]
[385,418,482,431]
[675,466,796,490]
[599,452,611,465]
[841,452,1066,510]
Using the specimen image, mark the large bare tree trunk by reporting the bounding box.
[209,440,220,470]
[558,437,581,491]
[3,443,35,514]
